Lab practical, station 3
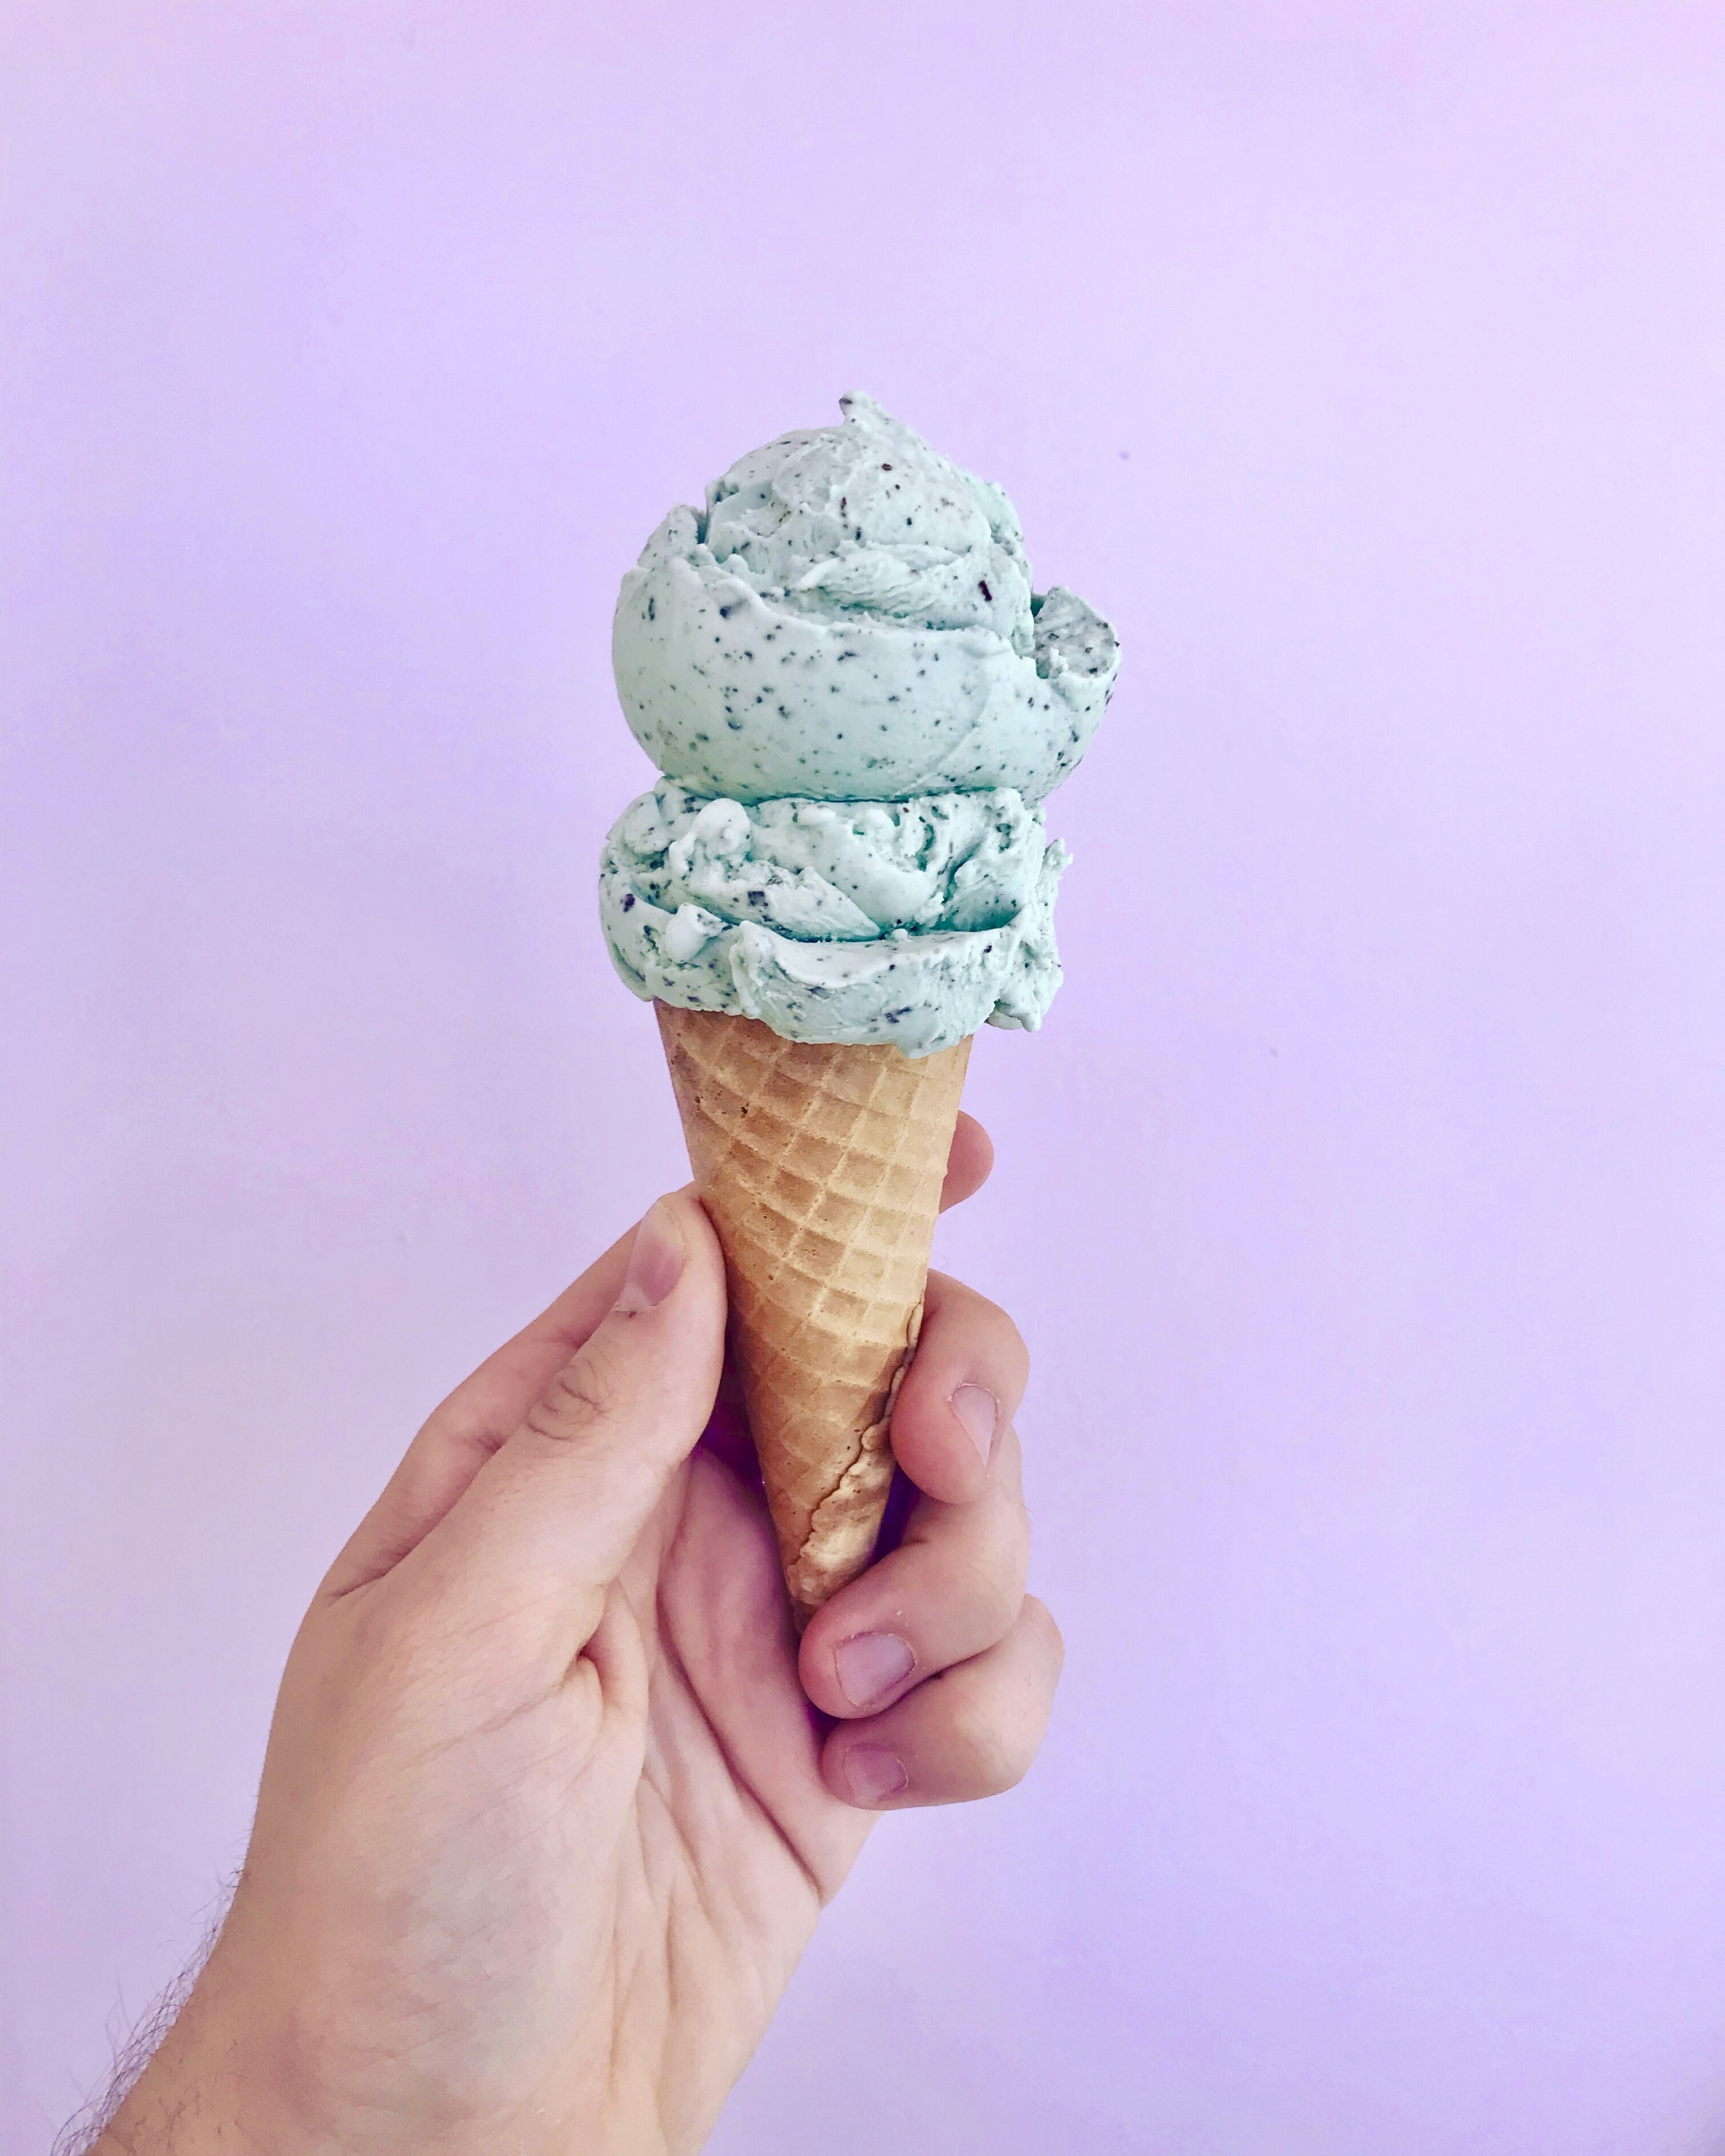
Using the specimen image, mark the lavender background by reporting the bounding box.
[6,3,1725,2149]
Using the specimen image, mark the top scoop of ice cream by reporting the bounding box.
[612,393,1119,804]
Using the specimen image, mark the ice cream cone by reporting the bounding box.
[656,1002,971,1626]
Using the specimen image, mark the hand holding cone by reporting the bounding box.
[607,400,1118,1623]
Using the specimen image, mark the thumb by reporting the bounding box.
[418,1186,728,1657]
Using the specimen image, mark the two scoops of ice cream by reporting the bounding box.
[599,394,1120,1619]
[601,391,1117,1059]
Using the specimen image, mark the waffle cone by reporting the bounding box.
[656,1003,971,1624]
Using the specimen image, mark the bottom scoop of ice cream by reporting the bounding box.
[601,781,1065,1057]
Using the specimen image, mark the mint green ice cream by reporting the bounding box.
[600,394,1118,1056]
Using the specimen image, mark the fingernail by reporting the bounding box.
[615,1199,686,1312]
[950,1384,999,1467]
[845,1744,908,1805]
[834,1631,916,1709]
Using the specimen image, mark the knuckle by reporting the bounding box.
[928,1273,1029,1368]
[1020,1595,1067,1682]
[945,1683,1036,1795]
[343,1587,405,1680]
[950,1277,1028,1368]
[997,1485,1035,1575]
[977,1725,1036,1796]
[954,1546,1024,1647]
[994,1304,1031,1385]
[969,1286,1024,1354]
[973,1299,1031,1405]
[521,1339,625,1445]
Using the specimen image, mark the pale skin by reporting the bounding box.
[90,1116,1062,2156]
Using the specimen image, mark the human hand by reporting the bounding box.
[94,1116,1062,2156]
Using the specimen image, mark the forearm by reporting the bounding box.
[80,1948,272,2156]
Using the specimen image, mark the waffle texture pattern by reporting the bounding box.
[657,1003,971,1621]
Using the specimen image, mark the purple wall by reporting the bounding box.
[8,4,1725,2149]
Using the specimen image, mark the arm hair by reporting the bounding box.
[51,1875,237,2156]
